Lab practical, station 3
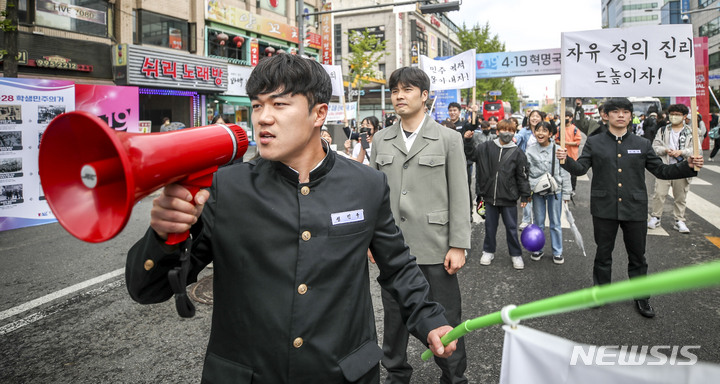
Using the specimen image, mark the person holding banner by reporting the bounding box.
[556,97,704,318]
[370,66,471,384]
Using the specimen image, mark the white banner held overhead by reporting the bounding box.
[561,25,695,97]
[419,49,476,91]
[327,102,356,122]
[321,64,345,97]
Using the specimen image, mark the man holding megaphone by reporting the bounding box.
[126,54,457,384]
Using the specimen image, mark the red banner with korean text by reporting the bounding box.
[676,37,710,149]
[320,2,333,65]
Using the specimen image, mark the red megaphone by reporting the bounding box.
[38,111,249,244]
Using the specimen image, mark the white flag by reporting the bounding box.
[321,64,345,97]
[500,325,720,384]
[419,49,476,91]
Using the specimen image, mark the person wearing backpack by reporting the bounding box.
[709,113,720,161]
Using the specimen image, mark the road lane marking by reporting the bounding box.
[0,268,124,322]
[707,236,720,249]
[687,191,720,231]
[700,164,720,174]
[0,279,124,335]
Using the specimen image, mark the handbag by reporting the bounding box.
[533,144,559,196]
[709,126,720,140]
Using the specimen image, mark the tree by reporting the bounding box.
[457,22,519,113]
[1,0,19,77]
[346,29,389,113]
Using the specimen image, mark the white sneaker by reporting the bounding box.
[512,256,525,270]
[519,222,530,231]
[480,252,495,265]
[674,220,690,233]
[647,216,661,229]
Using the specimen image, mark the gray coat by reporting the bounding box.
[370,118,471,264]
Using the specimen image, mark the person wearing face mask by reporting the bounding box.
[464,119,531,270]
[647,104,696,234]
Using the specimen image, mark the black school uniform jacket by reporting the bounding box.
[126,148,447,384]
[561,130,697,221]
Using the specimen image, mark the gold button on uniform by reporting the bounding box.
[298,284,308,295]
[617,154,622,158]
[618,198,623,202]
[300,186,310,195]
[293,337,303,348]
[618,183,622,187]
[143,259,154,271]
[618,168,622,173]
[302,231,311,241]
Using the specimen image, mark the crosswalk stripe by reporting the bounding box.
[691,178,711,186]
[648,226,670,236]
[577,174,590,181]
[686,191,720,231]
[700,164,720,174]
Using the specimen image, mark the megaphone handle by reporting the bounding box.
[165,168,217,245]
[165,184,201,245]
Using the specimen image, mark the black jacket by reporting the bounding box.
[561,130,697,221]
[465,138,530,206]
[126,149,447,384]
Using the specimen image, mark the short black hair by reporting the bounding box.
[362,116,381,132]
[389,67,430,94]
[488,116,499,122]
[448,102,462,110]
[534,121,556,136]
[246,54,331,111]
[565,111,573,118]
[667,104,689,115]
[603,98,633,114]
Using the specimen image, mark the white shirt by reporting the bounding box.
[400,114,427,151]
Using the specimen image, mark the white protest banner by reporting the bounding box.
[419,49,476,91]
[321,64,345,97]
[327,102,356,122]
[476,48,562,78]
[561,25,695,97]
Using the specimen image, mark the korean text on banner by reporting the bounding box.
[561,25,695,97]
[475,49,562,79]
[327,102,356,122]
[419,49,476,91]
[321,64,345,97]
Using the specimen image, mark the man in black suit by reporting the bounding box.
[556,98,704,318]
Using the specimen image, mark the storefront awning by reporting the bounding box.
[216,95,252,106]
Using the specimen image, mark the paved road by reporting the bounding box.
[1,153,719,383]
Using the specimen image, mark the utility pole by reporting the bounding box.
[296,0,305,57]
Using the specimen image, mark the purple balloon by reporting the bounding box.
[521,224,545,252]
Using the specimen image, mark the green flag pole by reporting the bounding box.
[421,260,720,361]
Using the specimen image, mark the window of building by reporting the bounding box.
[334,23,342,61]
[700,16,720,38]
[622,14,659,23]
[416,29,427,56]
[699,0,718,9]
[622,2,659,10]
[136,10,189,51]
[709,51,720,71]
[207,29,248,64]
[16,0,113,38]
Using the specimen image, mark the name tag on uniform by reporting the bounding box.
[331,209,365,225]
[628,149,641,154]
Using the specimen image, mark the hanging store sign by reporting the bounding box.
[36,0,106,25]
[113,44,228,91]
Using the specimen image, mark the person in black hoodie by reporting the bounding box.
[464,119,531,270]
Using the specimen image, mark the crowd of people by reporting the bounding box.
[124,54,709,383]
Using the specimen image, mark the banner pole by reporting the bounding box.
[559,97,566,164]
[691,97,700,171]
[472,86,477,125]
[421,259,720,361]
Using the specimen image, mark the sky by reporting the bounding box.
[447,0,602,102]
